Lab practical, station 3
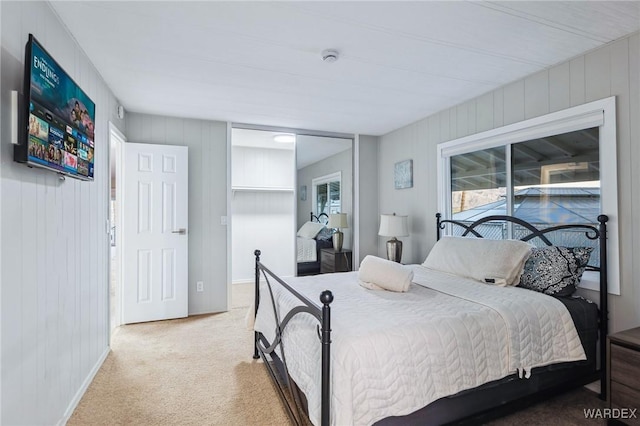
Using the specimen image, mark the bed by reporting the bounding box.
[297,212,334,276]
[252,213,609,426]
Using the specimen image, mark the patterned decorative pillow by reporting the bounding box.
[316,226,334,241]
[519,246,594,297]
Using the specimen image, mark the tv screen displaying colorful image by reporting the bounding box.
[15,34,95,181]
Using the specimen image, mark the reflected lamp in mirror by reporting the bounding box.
[328,213,348,252]
[378,213,409,263]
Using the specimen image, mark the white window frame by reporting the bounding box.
[437,96,619,295]
[312,171,342,217]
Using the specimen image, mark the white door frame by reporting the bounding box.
[226,122,233,310]
[108,123,125,335]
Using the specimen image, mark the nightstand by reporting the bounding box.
[608,326,640,425]
[320,248,352,274]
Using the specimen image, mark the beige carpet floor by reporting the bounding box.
[69,282,607,425]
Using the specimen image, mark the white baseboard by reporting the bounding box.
[232,280,254,285]
[58,347,110,426]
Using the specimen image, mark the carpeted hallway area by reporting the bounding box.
[69,283,607,425]
[69,283,288,425]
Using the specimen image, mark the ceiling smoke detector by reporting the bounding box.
[321,49,339,63]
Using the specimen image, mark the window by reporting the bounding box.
[312,172,341,216]
[438,97,619,294]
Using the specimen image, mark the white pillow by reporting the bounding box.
[297,221,325,239]
[422,236,532,286]
[358,255,413,292]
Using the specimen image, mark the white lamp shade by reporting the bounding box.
[328,213,348,229]
[378,214,409,237]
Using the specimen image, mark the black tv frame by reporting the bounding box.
[14,34,95,182]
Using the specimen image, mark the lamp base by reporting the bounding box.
[386,238,403,263]
[333,230,344,252]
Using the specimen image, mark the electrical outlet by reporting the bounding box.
[196,281,204,292]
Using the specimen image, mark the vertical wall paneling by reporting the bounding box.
[1,2,124,424]
[549,62,571,112]
[524,70,550,119]
[233,143,295,283]
[440,109,451,143]
[377,32,640,333]
[467,101,477,136]
[456,103,468,138]
[610,37,635,325]
[612,39,632,265]
[503,80,525,125]
[203,123,214,311]
[448,107,457,141]
[585,47,612,102]
[126,113,228,315]
[476,92,494,133]
[493,88,504,128]
[570,56,586,107]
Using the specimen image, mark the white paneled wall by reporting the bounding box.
[356,135,379,266]
[232,191,295,282]
[126,113,228,315]
[232,146,294,189]
[232,146,295,283]
[0,2,125,424]
[377,32,640,333]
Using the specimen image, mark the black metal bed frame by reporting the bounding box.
[253,213,609,426]
[253,251,332,425]
[311,212,329,225]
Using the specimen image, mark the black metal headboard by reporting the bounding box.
[310,212,329,225]
[435,212,609,400]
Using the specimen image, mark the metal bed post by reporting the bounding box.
[597,215,608,400]
[436,213,442,240]
[320,290,334,426]
[253,249,261,360]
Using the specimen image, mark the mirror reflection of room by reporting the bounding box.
[296,135,353,276]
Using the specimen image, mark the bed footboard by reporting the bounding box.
[253,249,333,426]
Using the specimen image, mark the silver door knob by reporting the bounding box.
[172,228,187,235]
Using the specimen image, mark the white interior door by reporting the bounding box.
[122,142,188,324]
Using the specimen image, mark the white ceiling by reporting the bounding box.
[51,1,639,136]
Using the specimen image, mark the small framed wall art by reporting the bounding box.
[394,159,413,189]
[300,185,307,201]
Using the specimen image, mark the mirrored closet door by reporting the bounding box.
[296,135,353,276]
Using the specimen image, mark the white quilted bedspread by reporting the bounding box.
[253,265,586,426]
[297,236,317,262]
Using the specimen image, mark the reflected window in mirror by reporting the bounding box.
[312,172,341,216]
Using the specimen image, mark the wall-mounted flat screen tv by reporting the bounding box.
[14,34,95,181]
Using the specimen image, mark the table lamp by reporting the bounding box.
[378,213,409,263]
[328,213,348,252]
